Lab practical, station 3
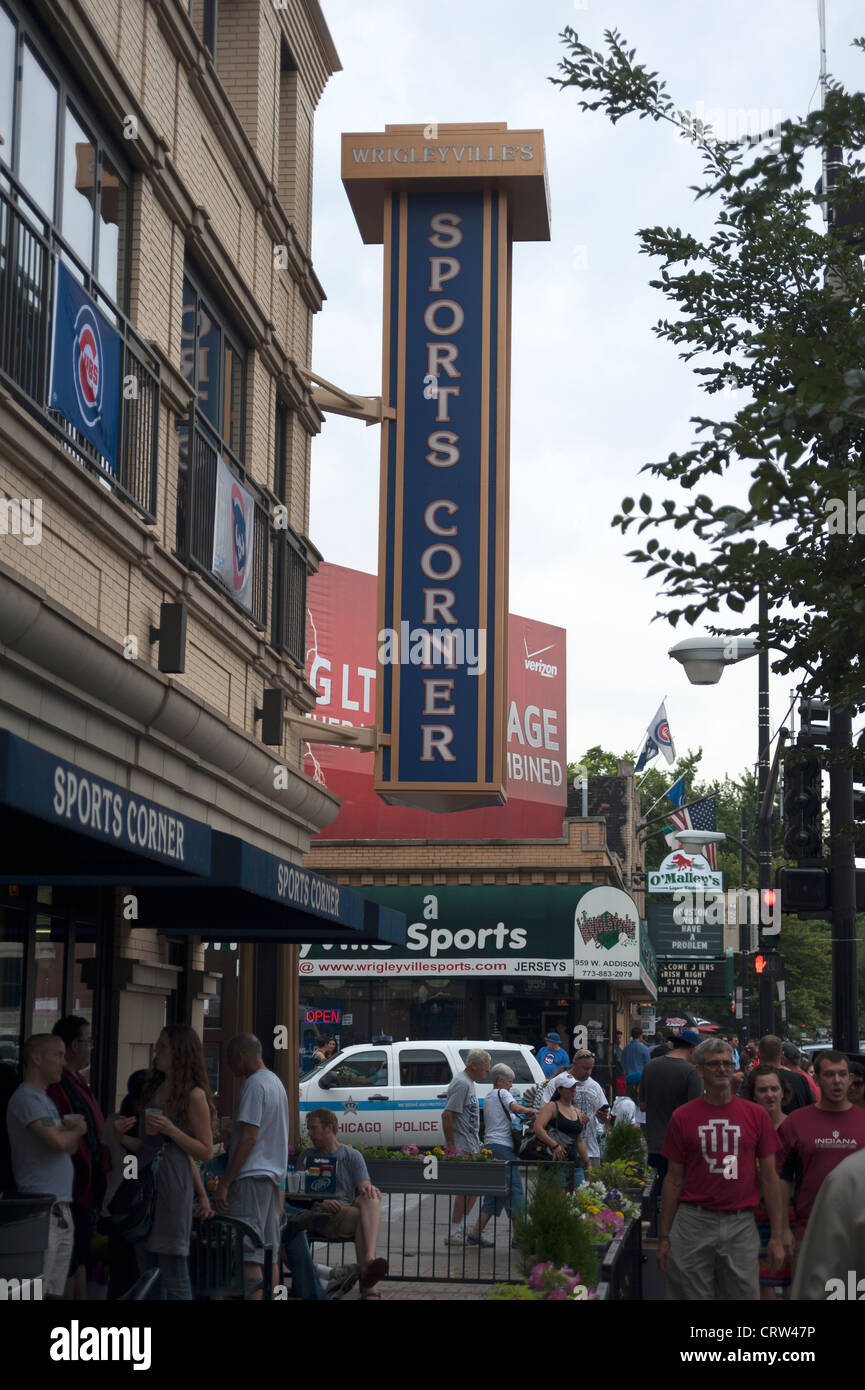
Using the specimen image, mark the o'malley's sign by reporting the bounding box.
[341,124,550,811]
[647,849,723,894]
[299,884,657,997]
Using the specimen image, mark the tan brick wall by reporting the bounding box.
[304,820,624,888]
[4,0,335,743]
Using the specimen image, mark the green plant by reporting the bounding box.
[603,1122,647,1168]
[513,1171,599,1284]
[590,1159,646,1190]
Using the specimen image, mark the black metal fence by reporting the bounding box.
[304,1160,644,1295]
[0,171,159,519]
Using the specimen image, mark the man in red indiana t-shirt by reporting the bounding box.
[777,1049,865,1240]
[658,1039,792,1301]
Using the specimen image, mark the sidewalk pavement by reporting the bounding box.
[342,1279,491,1301]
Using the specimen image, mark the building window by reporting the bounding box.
[202,0,217,59]
[180,272,245,461]
[0,2,155,517]
[270,397,307,665]
[2,5,130,308]
[177,267,270,626]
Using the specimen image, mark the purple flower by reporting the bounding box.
[529,1262,553,1289]
[545,1289,568,1300]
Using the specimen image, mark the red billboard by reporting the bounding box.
[305,563,566,839]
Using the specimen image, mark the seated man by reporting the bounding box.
[289,1108,387,1299]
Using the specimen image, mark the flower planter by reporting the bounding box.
[366,1158,510,1197]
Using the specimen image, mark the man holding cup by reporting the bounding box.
[214,1034,290,1298]
[6,1034,87,1298]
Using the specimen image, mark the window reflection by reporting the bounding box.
[0,908,25,1068]
[19,43,57,218]
[62,105,95,270]
[196,300,220,431]
[98,154,127,304]
[0,7,14,159]
[30,925,64,1036]
[223,340,242,456]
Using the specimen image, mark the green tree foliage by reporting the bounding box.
[553,28,865,713]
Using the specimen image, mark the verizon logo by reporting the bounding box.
[523,637,558,678]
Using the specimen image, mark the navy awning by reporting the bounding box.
[0,730,405,947]
[0,730,210,880]
[147,832,406,945]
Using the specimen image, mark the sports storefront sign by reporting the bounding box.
[212,455,255,611]
[49,259,122,470]
[298,884,657,996]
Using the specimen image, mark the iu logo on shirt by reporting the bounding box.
[698,1119,741,1174]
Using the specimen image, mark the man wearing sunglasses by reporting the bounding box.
[657,1037,792,1301]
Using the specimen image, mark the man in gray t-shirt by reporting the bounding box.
[293,1109,386,1298]
[6,1034,86,1297]
[217,1034,290,1292]
[442,1048,490,1246]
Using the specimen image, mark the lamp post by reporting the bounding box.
[669,594,775,1036]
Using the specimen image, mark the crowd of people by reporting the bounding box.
[1,1020,386,1301]
[635,1030,865,1301]
[5,1017,862,1303]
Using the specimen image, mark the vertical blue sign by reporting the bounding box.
[49,259,122,471]
[376,189,509,809]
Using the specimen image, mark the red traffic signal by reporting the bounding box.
[761,889,776,909]
[754,954,767,974]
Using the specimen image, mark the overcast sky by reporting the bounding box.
[307,0,863,784]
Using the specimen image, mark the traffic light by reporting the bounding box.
[798,699,831,747]
[754,954,767,974]
[782,748,823,861]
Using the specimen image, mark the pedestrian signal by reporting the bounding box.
[754,954,767,974]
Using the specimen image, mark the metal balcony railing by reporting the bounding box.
[271,521,308,667]
[0,170,159,520]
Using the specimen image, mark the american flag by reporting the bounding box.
[666,795,719,869]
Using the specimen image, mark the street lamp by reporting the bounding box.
[669,613,774,1038]
[668,636,761,685]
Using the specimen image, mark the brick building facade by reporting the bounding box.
[0,0,348,1119]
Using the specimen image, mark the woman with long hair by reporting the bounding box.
[115,1025,216,1299]
[740,1065,794,1301]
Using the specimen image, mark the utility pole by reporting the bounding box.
[757,590,774,1036]
[739,804,751,1045]
[829,707,859,1052]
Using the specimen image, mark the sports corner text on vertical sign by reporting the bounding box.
[341,124,550,811]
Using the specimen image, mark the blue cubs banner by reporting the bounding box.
[49,259,122,471]
[212,454,255,611]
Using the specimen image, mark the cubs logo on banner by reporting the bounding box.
[341,124,550,811]
[212,455,255,610]
[49,259,122,470]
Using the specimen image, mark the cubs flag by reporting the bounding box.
[49,259,122,471]
[212,455,255,611]
[635,701,676,771]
